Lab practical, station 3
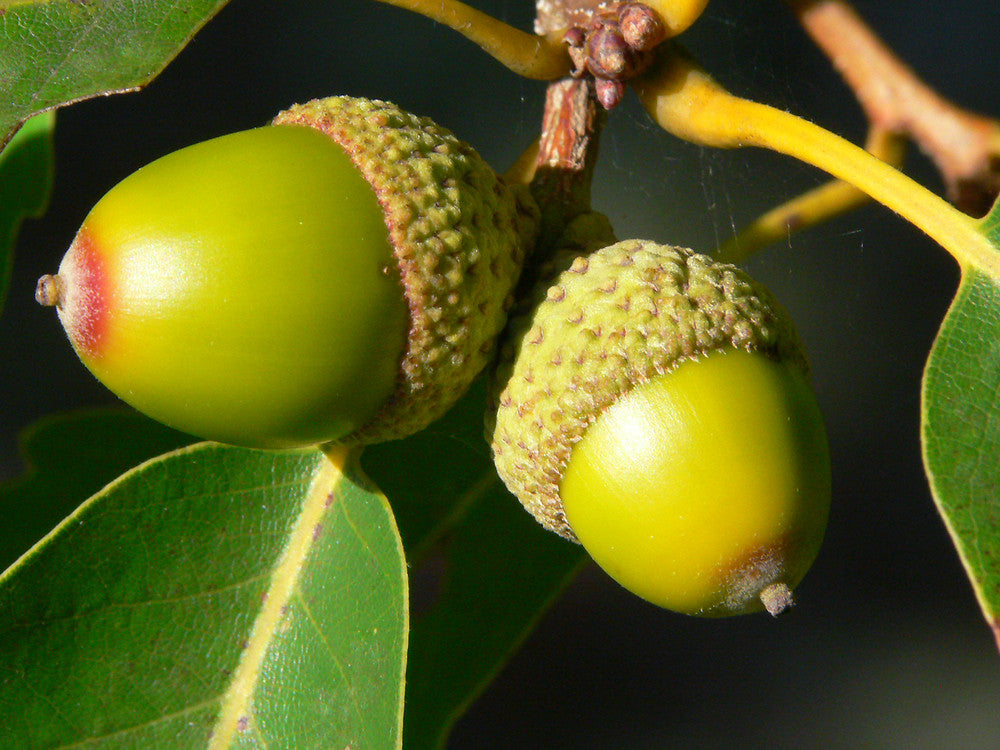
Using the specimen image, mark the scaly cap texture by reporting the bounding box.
[274,97,539,444]
[488,238,806,539]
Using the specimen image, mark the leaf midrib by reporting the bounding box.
[207,448,347,749]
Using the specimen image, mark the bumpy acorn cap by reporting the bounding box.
[488,238,807,540]
[274,96,539,444]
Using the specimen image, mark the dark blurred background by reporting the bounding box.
[3,0,1000,746]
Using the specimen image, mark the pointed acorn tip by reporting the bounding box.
[760,582,795,617]
[35,274,62,307]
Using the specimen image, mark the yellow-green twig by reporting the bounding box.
[635,46,996,279]
[374,0,570,80]
[504,137,540,185]
[716,128,906,263]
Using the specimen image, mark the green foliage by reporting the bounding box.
[922,197,1000,642]
[364,379,586,749]
[2,1,1000,748]
[0,410,191,571]
[0,441,408,748]
[0,0,231,148]
[0,111,53,313]
[0,384,583,749]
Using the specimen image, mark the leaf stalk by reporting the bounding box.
[374,0,570,80]
[636,47,998,280]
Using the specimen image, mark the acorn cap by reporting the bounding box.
[488,238,807,540]
[274,97,539,444]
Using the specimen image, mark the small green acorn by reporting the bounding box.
[38,96,538,449]
[488,237,830,617]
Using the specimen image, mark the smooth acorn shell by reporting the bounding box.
[561,347,830,616]
[489,239,830,616]
[44,97,538,449]
[51,124,406,449]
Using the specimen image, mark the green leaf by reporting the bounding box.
[0,443,407,748]
[0,408,192,572]
[402,478,585,750]
[984,194,1000,242]
[363,378,586,750]
[0,110,54,314]
[0,0,231,148]
[922,199,1000,651]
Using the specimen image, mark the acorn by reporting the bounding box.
[488,238,830,617]
[37,96,538,449]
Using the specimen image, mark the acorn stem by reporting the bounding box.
[35,274,62,307]
[760,583,795,616]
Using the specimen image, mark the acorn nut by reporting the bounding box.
[488,240,831,617]
[38,96,538,449]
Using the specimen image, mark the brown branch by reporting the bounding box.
[789,0,1000,216]
[529,76,605,260]
[525,1,609,260]
[536,77,602,185]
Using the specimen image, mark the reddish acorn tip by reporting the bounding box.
[760,583,795,616]
[35,274,62,307]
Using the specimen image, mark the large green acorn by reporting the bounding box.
[488,237,830,617]
[37,96,538,449]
